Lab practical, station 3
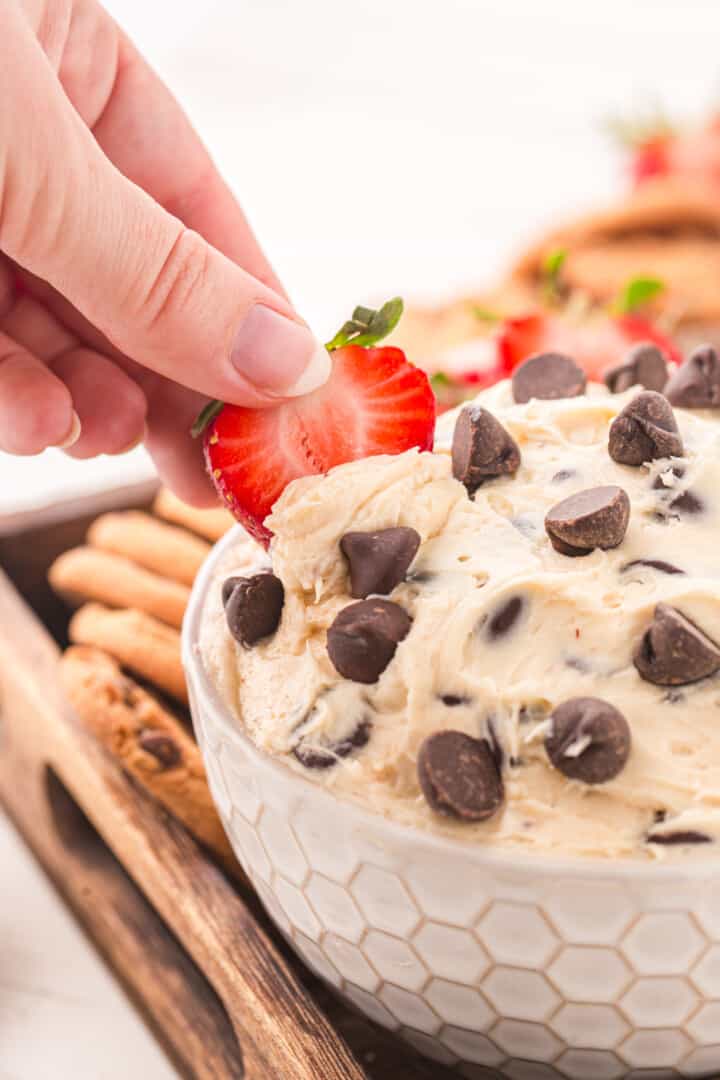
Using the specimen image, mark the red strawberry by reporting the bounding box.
[497,313,546,373]
[632,136,671,186]
[496,277,681,382]
[623,111,720,191]
[195,300,436,546]
[431,355,508,414]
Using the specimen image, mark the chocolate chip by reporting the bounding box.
[417,731,504,821]
[138,729,181,769]
[451,406,521,494]
[608,391,683,466]
[552,469,577,483]
[545,486,630,556]
[653,464,685,488]
[670,490,704,515]
[406,570,434,584]
[647,830,712,847]
[545,697,631,784]
[665,345,720,408]
[224,572,284,647]
[487,596,525,639]
[340,527,420,599]
[604,343,669,394]
[651,466,704,518]
[293,719,371,770]
[621,559,685,576]
[327,599,411,683]
[634,603,720,686]
[512,352,587,404]
[440,694,471,707]
[222,576,245,606]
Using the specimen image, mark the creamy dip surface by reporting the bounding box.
[200,379,720,860]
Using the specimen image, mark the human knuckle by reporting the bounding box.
[139,228,211,332]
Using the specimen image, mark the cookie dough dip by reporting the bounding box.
[199,346,720,861]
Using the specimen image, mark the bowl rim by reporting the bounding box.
[183,523,720,883]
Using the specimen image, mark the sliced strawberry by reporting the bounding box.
[431,355,508,414]
[199,301,435,545]
[497,313,546,372]
[614,313,682,366]
[496,308,680,383]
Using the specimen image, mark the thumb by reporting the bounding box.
[0,17,329,407]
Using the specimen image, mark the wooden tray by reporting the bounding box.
[0,489,455,1080]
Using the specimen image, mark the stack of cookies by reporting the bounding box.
[49,488,240,876]
[509,177,720,350]
[395,138,720,369]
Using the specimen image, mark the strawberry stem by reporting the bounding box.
[325,297,404,351]
[191,399,224,439]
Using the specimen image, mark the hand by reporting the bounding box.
[0,1,329,504]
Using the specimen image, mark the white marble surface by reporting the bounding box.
[2,0,720,1074]
[0,812,176,1079]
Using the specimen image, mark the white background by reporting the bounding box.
[2,1,720,1075]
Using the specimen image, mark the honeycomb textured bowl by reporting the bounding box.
[184,527,720,1080]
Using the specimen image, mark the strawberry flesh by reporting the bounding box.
[496,310,680,382]
[204,344,435,545]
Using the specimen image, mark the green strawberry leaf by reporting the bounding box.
[615,276,665,315]
[544,248,567,282]
[191,399,224,439]
[326,297,404,351]
[472,305,501,323]
[430,371,454,388]
[542,248,567,305]
[604,105,675,148]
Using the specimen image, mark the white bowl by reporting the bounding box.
[184,527,720,1079]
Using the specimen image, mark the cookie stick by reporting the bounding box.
[69,604,187,704]
[50,547,189,629]
[153,488,234,543]
[88,511,211,588]
[60,646,240,878]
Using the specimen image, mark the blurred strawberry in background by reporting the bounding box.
[421,253,681,412]
[614,108,720,190]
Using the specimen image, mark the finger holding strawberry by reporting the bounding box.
[195,300,436,545]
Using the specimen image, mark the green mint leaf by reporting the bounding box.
[616,276,665,314]
[326,297,404,351]
[191,399,224,439]
[430,371,454,388]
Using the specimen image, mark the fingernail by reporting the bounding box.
[55,410,82,449]
[231,305,330,397]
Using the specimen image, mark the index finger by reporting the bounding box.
[58,1,286,295]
